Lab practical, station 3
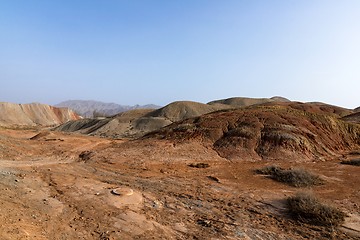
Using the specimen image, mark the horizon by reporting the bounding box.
[1,95,358,110]
[1,1,359,108]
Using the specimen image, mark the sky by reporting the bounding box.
[0,0,359,108]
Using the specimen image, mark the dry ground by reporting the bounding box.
[0,128,359,239]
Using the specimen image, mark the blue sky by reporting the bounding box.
[0,1,359,108]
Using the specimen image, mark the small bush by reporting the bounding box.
[287,192,346,226]
[255,166,324,187]
[188,163,210,168]
[255,165,284,175]
[79,151,94,161]
[340,159,360,166]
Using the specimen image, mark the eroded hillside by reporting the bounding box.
[54,97,293,139]
[146,102,360,161]
[0,102,80,127]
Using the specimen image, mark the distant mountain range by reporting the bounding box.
[55,100,161,118]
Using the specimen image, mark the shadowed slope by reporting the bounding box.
[342,112,360,123]
[55,108,162,138]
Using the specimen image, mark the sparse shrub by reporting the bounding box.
[188,163,210,168]
[79,151,94,161]
[255,165,284,175]
[340,159,360,166]
[287,192,346,226]
[255,166,324,187]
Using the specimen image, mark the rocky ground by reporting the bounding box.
[0,128,359,239]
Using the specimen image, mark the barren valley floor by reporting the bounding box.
[0,128,359,239]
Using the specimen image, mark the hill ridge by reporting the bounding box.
[0,102,80,127]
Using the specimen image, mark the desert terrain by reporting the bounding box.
[0,99,359,239]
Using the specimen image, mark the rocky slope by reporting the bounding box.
[342,112,360,123]
[0,102,80,127]
[146,102,360,161]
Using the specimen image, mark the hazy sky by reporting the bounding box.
[0,1,359,108]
